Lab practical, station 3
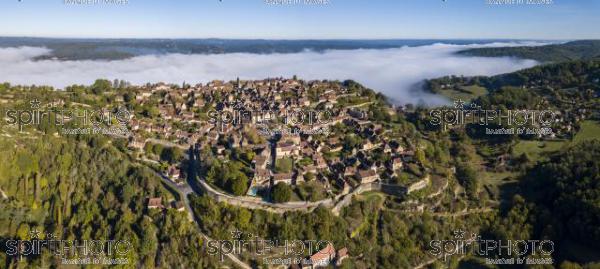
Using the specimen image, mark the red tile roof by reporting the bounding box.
[310,243,335,266]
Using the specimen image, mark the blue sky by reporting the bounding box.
[0,0,598,39]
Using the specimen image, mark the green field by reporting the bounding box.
[357,191,385,202]
[439,85,488,102]
[480,171,518,202]
[512,140,567,161]
[574,120,600,143]
[481,171,518,186]
[511,121,599,161]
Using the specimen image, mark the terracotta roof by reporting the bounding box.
[358,169,377,178]
[253,156,268,165]
[147,197,162,208]
[273,173,293,181]
[255,168,270,178]
[344,166,357,175]
[310,243,335,266]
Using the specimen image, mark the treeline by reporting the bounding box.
[457,40,600,63]
[482,60,600,90]
[426,60,600,94]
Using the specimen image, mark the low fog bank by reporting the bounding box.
[0,42,542,106]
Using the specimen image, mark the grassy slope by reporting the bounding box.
[511,120,600,161]
[437,85,488,102]
[574,120,600,143]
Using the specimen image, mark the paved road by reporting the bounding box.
[149,168,193,216]
[133,138,338,212]
[195,178,334,212]
[429,207,494,217]
[0,187,7,199]
[413,255,444,269]
[145,164,252,269]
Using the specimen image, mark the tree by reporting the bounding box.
[275,157,293,173]
[237,149,255,164]
[559,261,583,269]
[236,208,252,228]
[0,123,222,268]
[415,148,428,166]
[243,128,264,144]
[91,79,112,94]
[160,147,183,164]
[123,92,135,103]
[151,144,164,156]
[456,162,479,199]
[142,106,159,118]
[272,182,292,203]
[17,223,30,240]
[229,176,248,196]
[343,135,363,152]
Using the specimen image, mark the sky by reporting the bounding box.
[0,0,598,39]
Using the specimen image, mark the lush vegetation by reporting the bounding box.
[418,57,600,267]
[271,182,292,203]
[573,120,600,143]
[522,141,600,248]
[480,141,600,267]
[189,192,491,269]
[204,158,251,196]
[458,40,600,62]
[427,60,600,96]
[0,134,221,268]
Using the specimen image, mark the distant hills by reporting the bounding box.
[0,37,523,61]
[3,37,599,63]
[458,40,600,62]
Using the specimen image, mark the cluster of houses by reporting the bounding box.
[126,78,348,149]
[244,118,419,197]
[125,78,426,200]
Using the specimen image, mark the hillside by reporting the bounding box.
[425,59,600,97]
[458,40,600,62]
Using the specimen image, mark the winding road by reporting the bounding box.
[144,163,252,269]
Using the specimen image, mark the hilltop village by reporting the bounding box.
[122,78,438,204]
